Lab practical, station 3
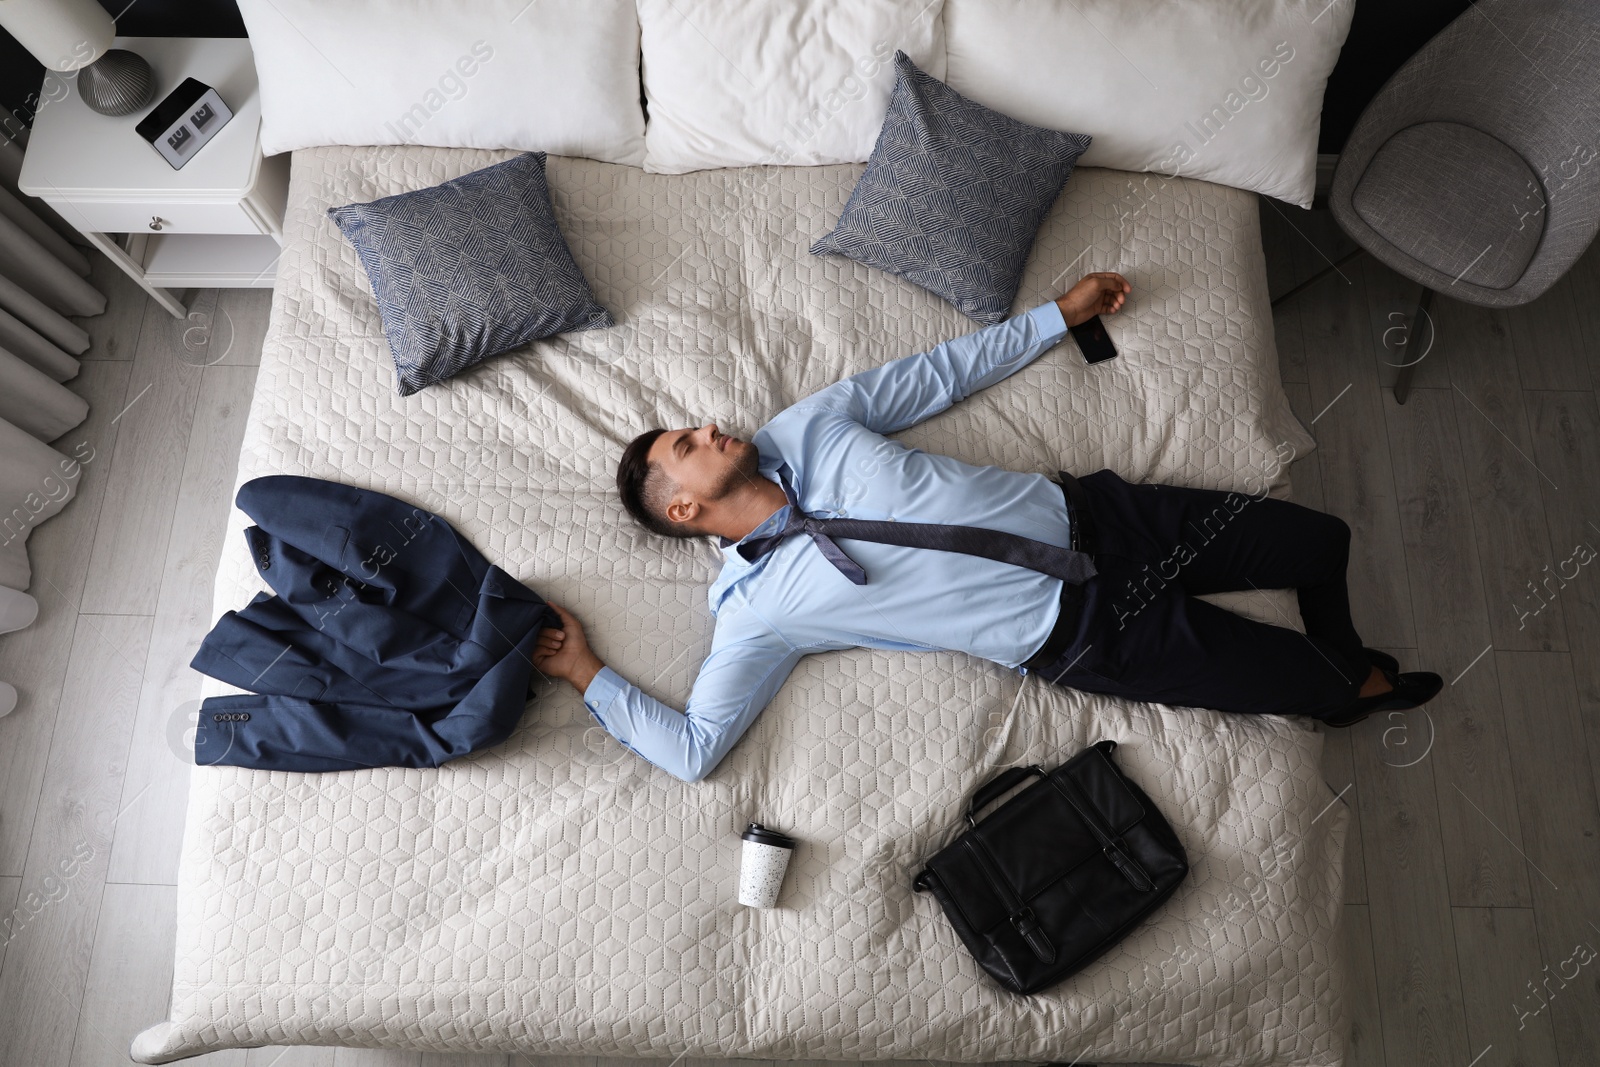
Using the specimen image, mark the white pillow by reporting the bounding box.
[942,0,1355,206]
[638,0,946,174]
[236,0,646,166]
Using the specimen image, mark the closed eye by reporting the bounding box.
[674,434,691,458]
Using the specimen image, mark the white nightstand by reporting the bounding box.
[18,37,289,319]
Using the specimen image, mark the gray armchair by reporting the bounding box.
[1326,0,1600,402]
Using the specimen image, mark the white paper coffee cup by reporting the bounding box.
[738,823,796,908]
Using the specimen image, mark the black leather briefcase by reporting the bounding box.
[912,740,1189,995]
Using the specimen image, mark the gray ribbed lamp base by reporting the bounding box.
[78,49,155,117]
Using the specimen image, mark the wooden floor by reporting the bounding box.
[0,203,1597,1067]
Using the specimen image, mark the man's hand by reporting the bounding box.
[1055,272,1132,327]
[533,603,604,693]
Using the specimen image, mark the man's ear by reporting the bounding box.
[665,495,699,528]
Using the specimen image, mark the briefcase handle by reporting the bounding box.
[966,764,1047,827]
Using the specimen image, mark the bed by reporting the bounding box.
[131,145,1346,1066]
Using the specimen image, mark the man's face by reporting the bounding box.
[647,423,761,511]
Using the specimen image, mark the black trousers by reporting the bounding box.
[1031,469,1371,719]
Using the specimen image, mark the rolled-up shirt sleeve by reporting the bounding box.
[581,607,821,782]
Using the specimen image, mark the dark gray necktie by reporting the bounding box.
[736,472,1096,586]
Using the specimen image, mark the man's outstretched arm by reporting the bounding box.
[798,272,1131,435]
[533,603,813,782]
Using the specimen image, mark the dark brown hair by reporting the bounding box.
[617,428,695,538]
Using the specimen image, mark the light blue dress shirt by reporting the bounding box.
[584,301,1075,780]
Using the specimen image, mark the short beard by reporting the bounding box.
[706,442,761,502]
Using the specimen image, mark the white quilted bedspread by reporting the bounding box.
[133,147,1344,1066]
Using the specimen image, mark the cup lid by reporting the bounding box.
[741,822,795,849]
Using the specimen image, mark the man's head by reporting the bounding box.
[617,423,763,538]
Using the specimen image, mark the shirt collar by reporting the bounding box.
[718,501,791,556]
[708,462,792,611]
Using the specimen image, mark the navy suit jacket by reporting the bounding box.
[191,476,556,772]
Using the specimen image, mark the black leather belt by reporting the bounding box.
[1020,472,1096,672]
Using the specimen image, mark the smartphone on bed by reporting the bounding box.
[1070,315,1118,364]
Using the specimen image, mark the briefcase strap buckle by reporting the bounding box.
[1010,907,1057,965]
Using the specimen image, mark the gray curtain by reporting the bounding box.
[0,135,101,606]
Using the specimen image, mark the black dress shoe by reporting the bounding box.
[1363,648,1400,673]
[1321,669,1444,728]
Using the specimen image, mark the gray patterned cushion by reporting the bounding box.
[328,153,613,396]
[811,52,1091,324]
[1351,122,1544,290]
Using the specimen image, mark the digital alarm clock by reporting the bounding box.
[134,77,233,170]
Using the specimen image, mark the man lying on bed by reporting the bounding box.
[531,272,1442,782]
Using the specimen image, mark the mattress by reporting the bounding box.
[133,147,1343,1066]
